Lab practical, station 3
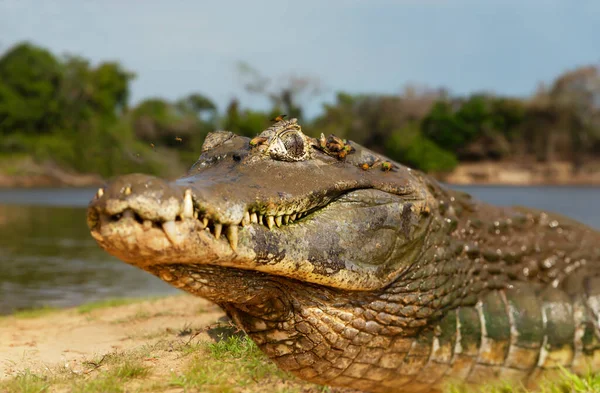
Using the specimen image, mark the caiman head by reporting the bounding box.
[87,119,441,388]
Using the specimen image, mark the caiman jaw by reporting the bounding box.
[88,178,310,251]
[87,171,431,291]
[87,173,348,266]
[88,184,315,252]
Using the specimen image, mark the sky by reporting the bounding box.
[0,0,598,118]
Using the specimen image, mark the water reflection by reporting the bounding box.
[0,205,178,315]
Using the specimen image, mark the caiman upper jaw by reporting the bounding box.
[88,173,229,251]
[87,173,318,255]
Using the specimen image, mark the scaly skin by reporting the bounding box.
[87,119,600,392]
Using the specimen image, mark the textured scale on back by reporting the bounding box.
[87,119,600,392]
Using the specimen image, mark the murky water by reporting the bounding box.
[0,189,179,314]
[0,186,598,315]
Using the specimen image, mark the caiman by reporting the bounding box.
[87,119,600,393]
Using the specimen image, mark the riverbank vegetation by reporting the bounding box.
[1,42,599,181]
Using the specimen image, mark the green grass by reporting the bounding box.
[9,305,59,319]
[76,297,154,314]
[1,296,166,320]
[445,368,600,393]
[1,370,50,393]
[170,334,306,392]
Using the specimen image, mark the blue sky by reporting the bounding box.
[0,0,598,117]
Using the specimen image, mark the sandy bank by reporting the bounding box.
[442,160,600,186]
[0,295,331,392]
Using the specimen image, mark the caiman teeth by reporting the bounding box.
[227,225,238,251]
[266,216,274,230]
[241,211,250,227]
[96,188,104,199]
[182,189,194,219]
[126,191,319,250]
[214,223,222,239]
[162,221,185,246]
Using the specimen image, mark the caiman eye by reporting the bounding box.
[280,131,305,159]
[267,129,309,162]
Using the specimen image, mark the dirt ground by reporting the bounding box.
[0,295,330,392]
[0,296,217,379]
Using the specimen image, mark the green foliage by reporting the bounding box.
[0,43,63,135]
[421,94,531,160]
[0,41,598,181]
[386,124,458,173]
[422,96,487,151]
[222,99,273,138]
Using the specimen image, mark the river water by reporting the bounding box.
[0,186,598,315]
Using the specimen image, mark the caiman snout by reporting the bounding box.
[87,173,245,256]
[87,173,196,248]
[88,173,185,223]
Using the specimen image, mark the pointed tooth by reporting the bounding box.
[242,211,250,227]
[250,212,258,224]
[124,186,131,196]
[193,211,198,219]
[258,215,264,225]
[182,190,194,219]
[214,223,222,239]
[267,216,274,230]
[96,188,104,198]
[201,217,209,229]
[290,213,297,221]
[227,225,238,251]
[275,216,282,227]
[283,215,289,225]
[162,221,185,246]
[90,231,103,242]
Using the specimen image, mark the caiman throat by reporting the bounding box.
[87,118,600,393]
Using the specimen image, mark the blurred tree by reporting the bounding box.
[0,40,598,180]
[0,42,63,134]
[385,123,458,173]
[422,94,526,161]
[176,93,217,120]
[550,65,600,169]
[312,87,443,151]
[90,61,135,117]
[132,93,215,153]
[221,98,274,138]
[236,61,322,121]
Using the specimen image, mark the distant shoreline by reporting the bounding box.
[1,160,599,188]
